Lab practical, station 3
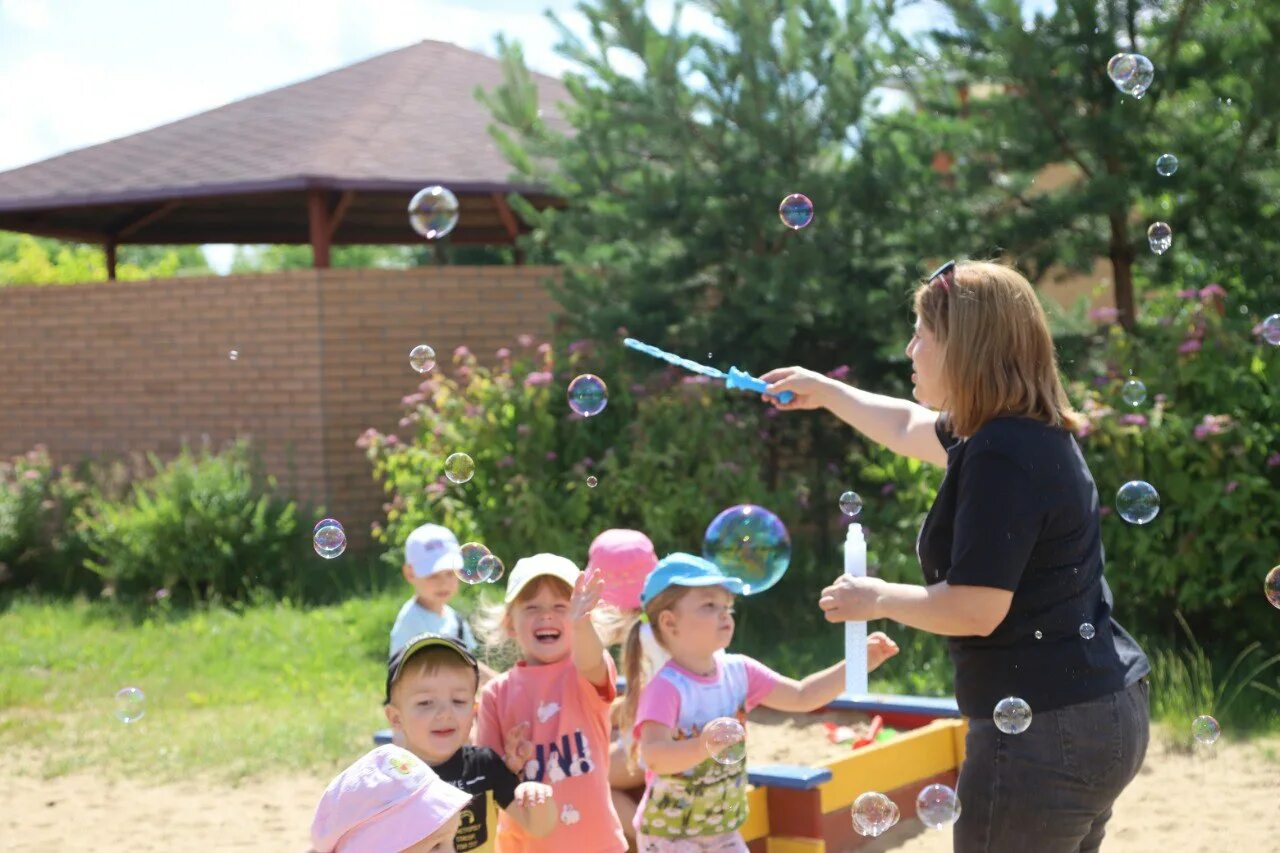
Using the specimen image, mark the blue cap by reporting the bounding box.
[640,552,745,606]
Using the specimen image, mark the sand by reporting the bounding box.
[2,712,1276,851]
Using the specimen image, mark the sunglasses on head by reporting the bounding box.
[928,259,957,294]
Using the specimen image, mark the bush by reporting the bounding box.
[361,335,814,607]
[76,442,304,604]
[0,446,96,595]
[1071,284,1280,647]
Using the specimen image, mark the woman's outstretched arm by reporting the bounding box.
[760,367,947,467]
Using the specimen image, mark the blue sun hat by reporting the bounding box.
[640,552,745,606]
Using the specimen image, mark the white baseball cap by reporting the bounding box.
[504,553,581,603]
[404,524,463,578]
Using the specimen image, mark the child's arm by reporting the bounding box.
[569,567,611,688]
[504,782,557,837]
[637,721,720,776]
[760,632,899,713]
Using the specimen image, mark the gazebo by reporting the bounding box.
[0,39,567,276]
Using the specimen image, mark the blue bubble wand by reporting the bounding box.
[622,338,795,404]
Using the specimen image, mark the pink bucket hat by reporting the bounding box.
[311,745,471,853]
[589,529,658,611]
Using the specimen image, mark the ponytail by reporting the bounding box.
[619,616,646,768]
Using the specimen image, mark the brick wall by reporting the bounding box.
[0,266,559,548]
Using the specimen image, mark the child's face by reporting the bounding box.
[399,812,462,853]
[385,665,477,764]
[403,564,460,611]
[658,586,736,657]
[508,581,573,666]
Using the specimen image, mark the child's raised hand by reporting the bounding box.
[569,566,605,623]
[512,781,553,807]
[503,721,533,775]
[866,631,899,673]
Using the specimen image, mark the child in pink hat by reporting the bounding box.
[586,528,662,847]
[311,744,472,853]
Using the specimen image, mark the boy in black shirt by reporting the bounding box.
[386,633,557,852]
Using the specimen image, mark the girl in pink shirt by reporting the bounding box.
[620,554,900,852]
[476,553,627,853]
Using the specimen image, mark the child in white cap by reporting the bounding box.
[391,523,478,658]
[310,744,472,853]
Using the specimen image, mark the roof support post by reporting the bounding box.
[104,239,118,281]
[307,189,332,269]
[491,192,525,265]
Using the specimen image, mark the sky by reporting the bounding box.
[0,0,1053,270]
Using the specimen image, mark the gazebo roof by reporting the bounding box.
[0,39,566,248]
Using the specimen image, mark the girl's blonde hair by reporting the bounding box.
[475,575,574,667]
[912,260,1083,439]
[618,585,696,767]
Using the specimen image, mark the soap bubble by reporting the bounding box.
[313,522,347,559]
[1156,154,1179,176]
[1147,222,1173,255]
[586,476,598,488]
[1107,53,1154,97]
[567,374,609,417]
[409,344,436,374]
[408,185,460,240]
[115,686,145,724]
[457,543,495,584]
[703,717,746,766]
[228,350,239,361]
[479,554,505,584]
[1192,714,1220,745]
[313,517,344,536]
[778,193,814,230]
[916,783,961,830]
[1079,622,1096,640]
[1116,480,1160,524]
[1121,378,1147,407]
[1034,630,1043,640]
[703,504,791,596]
[993,697,1033,734]
[838,491,863,517]
[1266,566,1280,609]
[444,453,475,485]
[851,791,899,837]
[1260,314,1280,346]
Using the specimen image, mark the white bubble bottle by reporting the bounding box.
[844,522,868,697]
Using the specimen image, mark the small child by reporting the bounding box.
[476,554,628,852]
[384,632,558,852]
[310,743,472,853]
[588,528,662,843]
[391,524,497,688]
[622,553,900,852]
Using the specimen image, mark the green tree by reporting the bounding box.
[879,0,1280,327]
[0,231,212,284]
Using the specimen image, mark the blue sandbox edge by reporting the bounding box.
[828,692,961,717]
[746,764,832,790]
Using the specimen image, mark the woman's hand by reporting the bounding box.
[818,575,887,622]
[758,366,834,411]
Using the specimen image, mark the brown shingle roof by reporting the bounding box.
[0,40,567,246]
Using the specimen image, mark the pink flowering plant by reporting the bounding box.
[0,445,94,594]
[362,334,795,581]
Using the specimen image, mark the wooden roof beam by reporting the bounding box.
[111,200,184,240]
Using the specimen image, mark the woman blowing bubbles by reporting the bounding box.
[762,260,1150,853]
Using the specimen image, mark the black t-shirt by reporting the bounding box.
[917,413,1149,718]
[431,746,521,853]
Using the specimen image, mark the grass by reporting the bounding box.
[4,593,1278,784]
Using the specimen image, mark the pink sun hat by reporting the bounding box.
[589,529,659,611]
[311,745,471,853]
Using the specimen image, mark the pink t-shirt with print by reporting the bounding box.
[476,653,625,853]
[630,654,782,839]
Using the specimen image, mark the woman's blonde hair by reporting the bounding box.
[618,585,696,768]
[912,260,1083,438]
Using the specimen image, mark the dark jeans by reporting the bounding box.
[954,678,1149,853]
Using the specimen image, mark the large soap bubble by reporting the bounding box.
[703,504,791,595]
[408,186,460,240]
